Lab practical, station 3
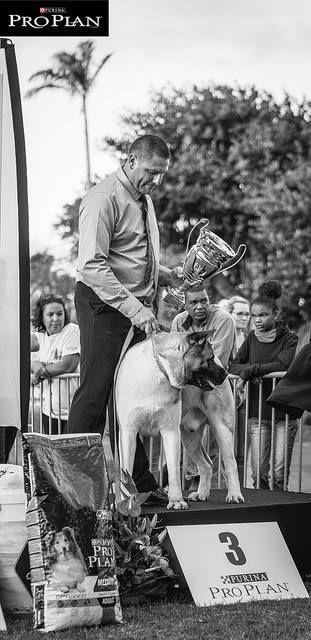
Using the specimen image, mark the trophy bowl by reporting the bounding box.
[163,220,246,309]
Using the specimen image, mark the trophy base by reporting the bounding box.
[162,287,185,309]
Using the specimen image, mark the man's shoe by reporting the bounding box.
[143,487,169,505]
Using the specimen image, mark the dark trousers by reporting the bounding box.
[66,282,158,492]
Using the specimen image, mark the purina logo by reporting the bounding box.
[39,7,66,14]
[1,1,109,37]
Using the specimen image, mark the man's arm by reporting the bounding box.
[158,266,184,289]
[78,192,144,319]
[78,192,158,334]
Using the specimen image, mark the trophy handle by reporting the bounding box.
[209,244,247,278]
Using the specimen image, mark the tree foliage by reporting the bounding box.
[30,252,75,302]
[53,85,311,324]
[102,85,311,321]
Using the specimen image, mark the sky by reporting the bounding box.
[11,0,311,256]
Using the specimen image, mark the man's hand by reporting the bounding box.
[166,266,183,289]
[131,307,158,336]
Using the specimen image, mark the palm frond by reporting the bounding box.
[25,83,66,98]
[91,53,114,84]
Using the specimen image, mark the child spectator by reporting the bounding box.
[229,281,298,490]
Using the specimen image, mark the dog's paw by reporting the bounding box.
[226,492,244,504]
[167,499,188,510]
[188,491,209,502]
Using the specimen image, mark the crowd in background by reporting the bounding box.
[28,274,311,493]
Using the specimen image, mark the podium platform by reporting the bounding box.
[143,489,311,582]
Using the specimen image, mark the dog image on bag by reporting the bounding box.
[45,527,87,593]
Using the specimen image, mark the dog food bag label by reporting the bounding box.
[22,433,122,632]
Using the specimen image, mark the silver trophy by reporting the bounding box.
[163,219,246,308]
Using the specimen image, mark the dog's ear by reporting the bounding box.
[187,330,215,347]
[62,526,75,541]
[44,530,56,558]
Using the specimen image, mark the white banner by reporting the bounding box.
[0,40,29,432]
[167,521,309,606]
[0,46,20,428]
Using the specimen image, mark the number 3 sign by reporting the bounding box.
[167,522,308,606]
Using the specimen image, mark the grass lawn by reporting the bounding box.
[2,599,311,640]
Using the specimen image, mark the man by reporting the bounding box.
[171,283,235,488]
[67,134,182,502]
[171,283,235,368]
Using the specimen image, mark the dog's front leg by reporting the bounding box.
[181,423,213,501]
[204,382,244,504]
[161,425,188,510]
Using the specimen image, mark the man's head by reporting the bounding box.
[185,284,210,324]
[124,135,170,195]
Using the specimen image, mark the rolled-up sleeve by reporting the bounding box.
[77,192,143,319]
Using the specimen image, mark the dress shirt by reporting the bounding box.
[76,166,160,319]
[171,305,235,368]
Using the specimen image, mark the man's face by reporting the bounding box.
[185,289,210,323]
[128,153,169,194]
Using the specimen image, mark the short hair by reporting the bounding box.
[227,295,249,314]
[32,294,69,332]
[129,135,171,162]
[185,283,208,300]
[251,281,282,314]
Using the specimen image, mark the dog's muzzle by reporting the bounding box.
[186,357,228,391]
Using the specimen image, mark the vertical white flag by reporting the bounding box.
[0,39,29,435]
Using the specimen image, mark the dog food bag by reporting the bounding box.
[22,433,122,632]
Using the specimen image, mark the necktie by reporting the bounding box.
[139,194,154,287]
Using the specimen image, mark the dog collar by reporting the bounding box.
[151,334,170,382]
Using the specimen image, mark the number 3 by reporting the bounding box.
[218,532,246,565]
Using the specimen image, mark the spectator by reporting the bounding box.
[229,281,298,490]
[31,294,80,435]
[171,283,235,368]
[226,295,250,483]
[227,295,250,355]
[171,282,235,489]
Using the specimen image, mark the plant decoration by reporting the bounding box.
[110,471,180,604]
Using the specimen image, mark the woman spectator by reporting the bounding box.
[229,281,298,490]
[227,295,250,354]
[226,295,250,483]
[31,294,80,435]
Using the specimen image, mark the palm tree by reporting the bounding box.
[26,40,113,187]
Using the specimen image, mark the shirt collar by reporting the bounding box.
[116,165,141,202]
[181,314,193,330]
[181,312,211,331]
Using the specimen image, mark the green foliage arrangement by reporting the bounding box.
[111,472,179,604]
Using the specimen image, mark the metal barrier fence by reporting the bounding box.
[27,372,309,494]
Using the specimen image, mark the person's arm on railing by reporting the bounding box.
[256,333,298,376]
[228,337,251,381]
[32,354,80,385]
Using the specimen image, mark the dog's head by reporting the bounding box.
[46,527,78,560]
[152,331,227,390]
[184,331,228,391]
